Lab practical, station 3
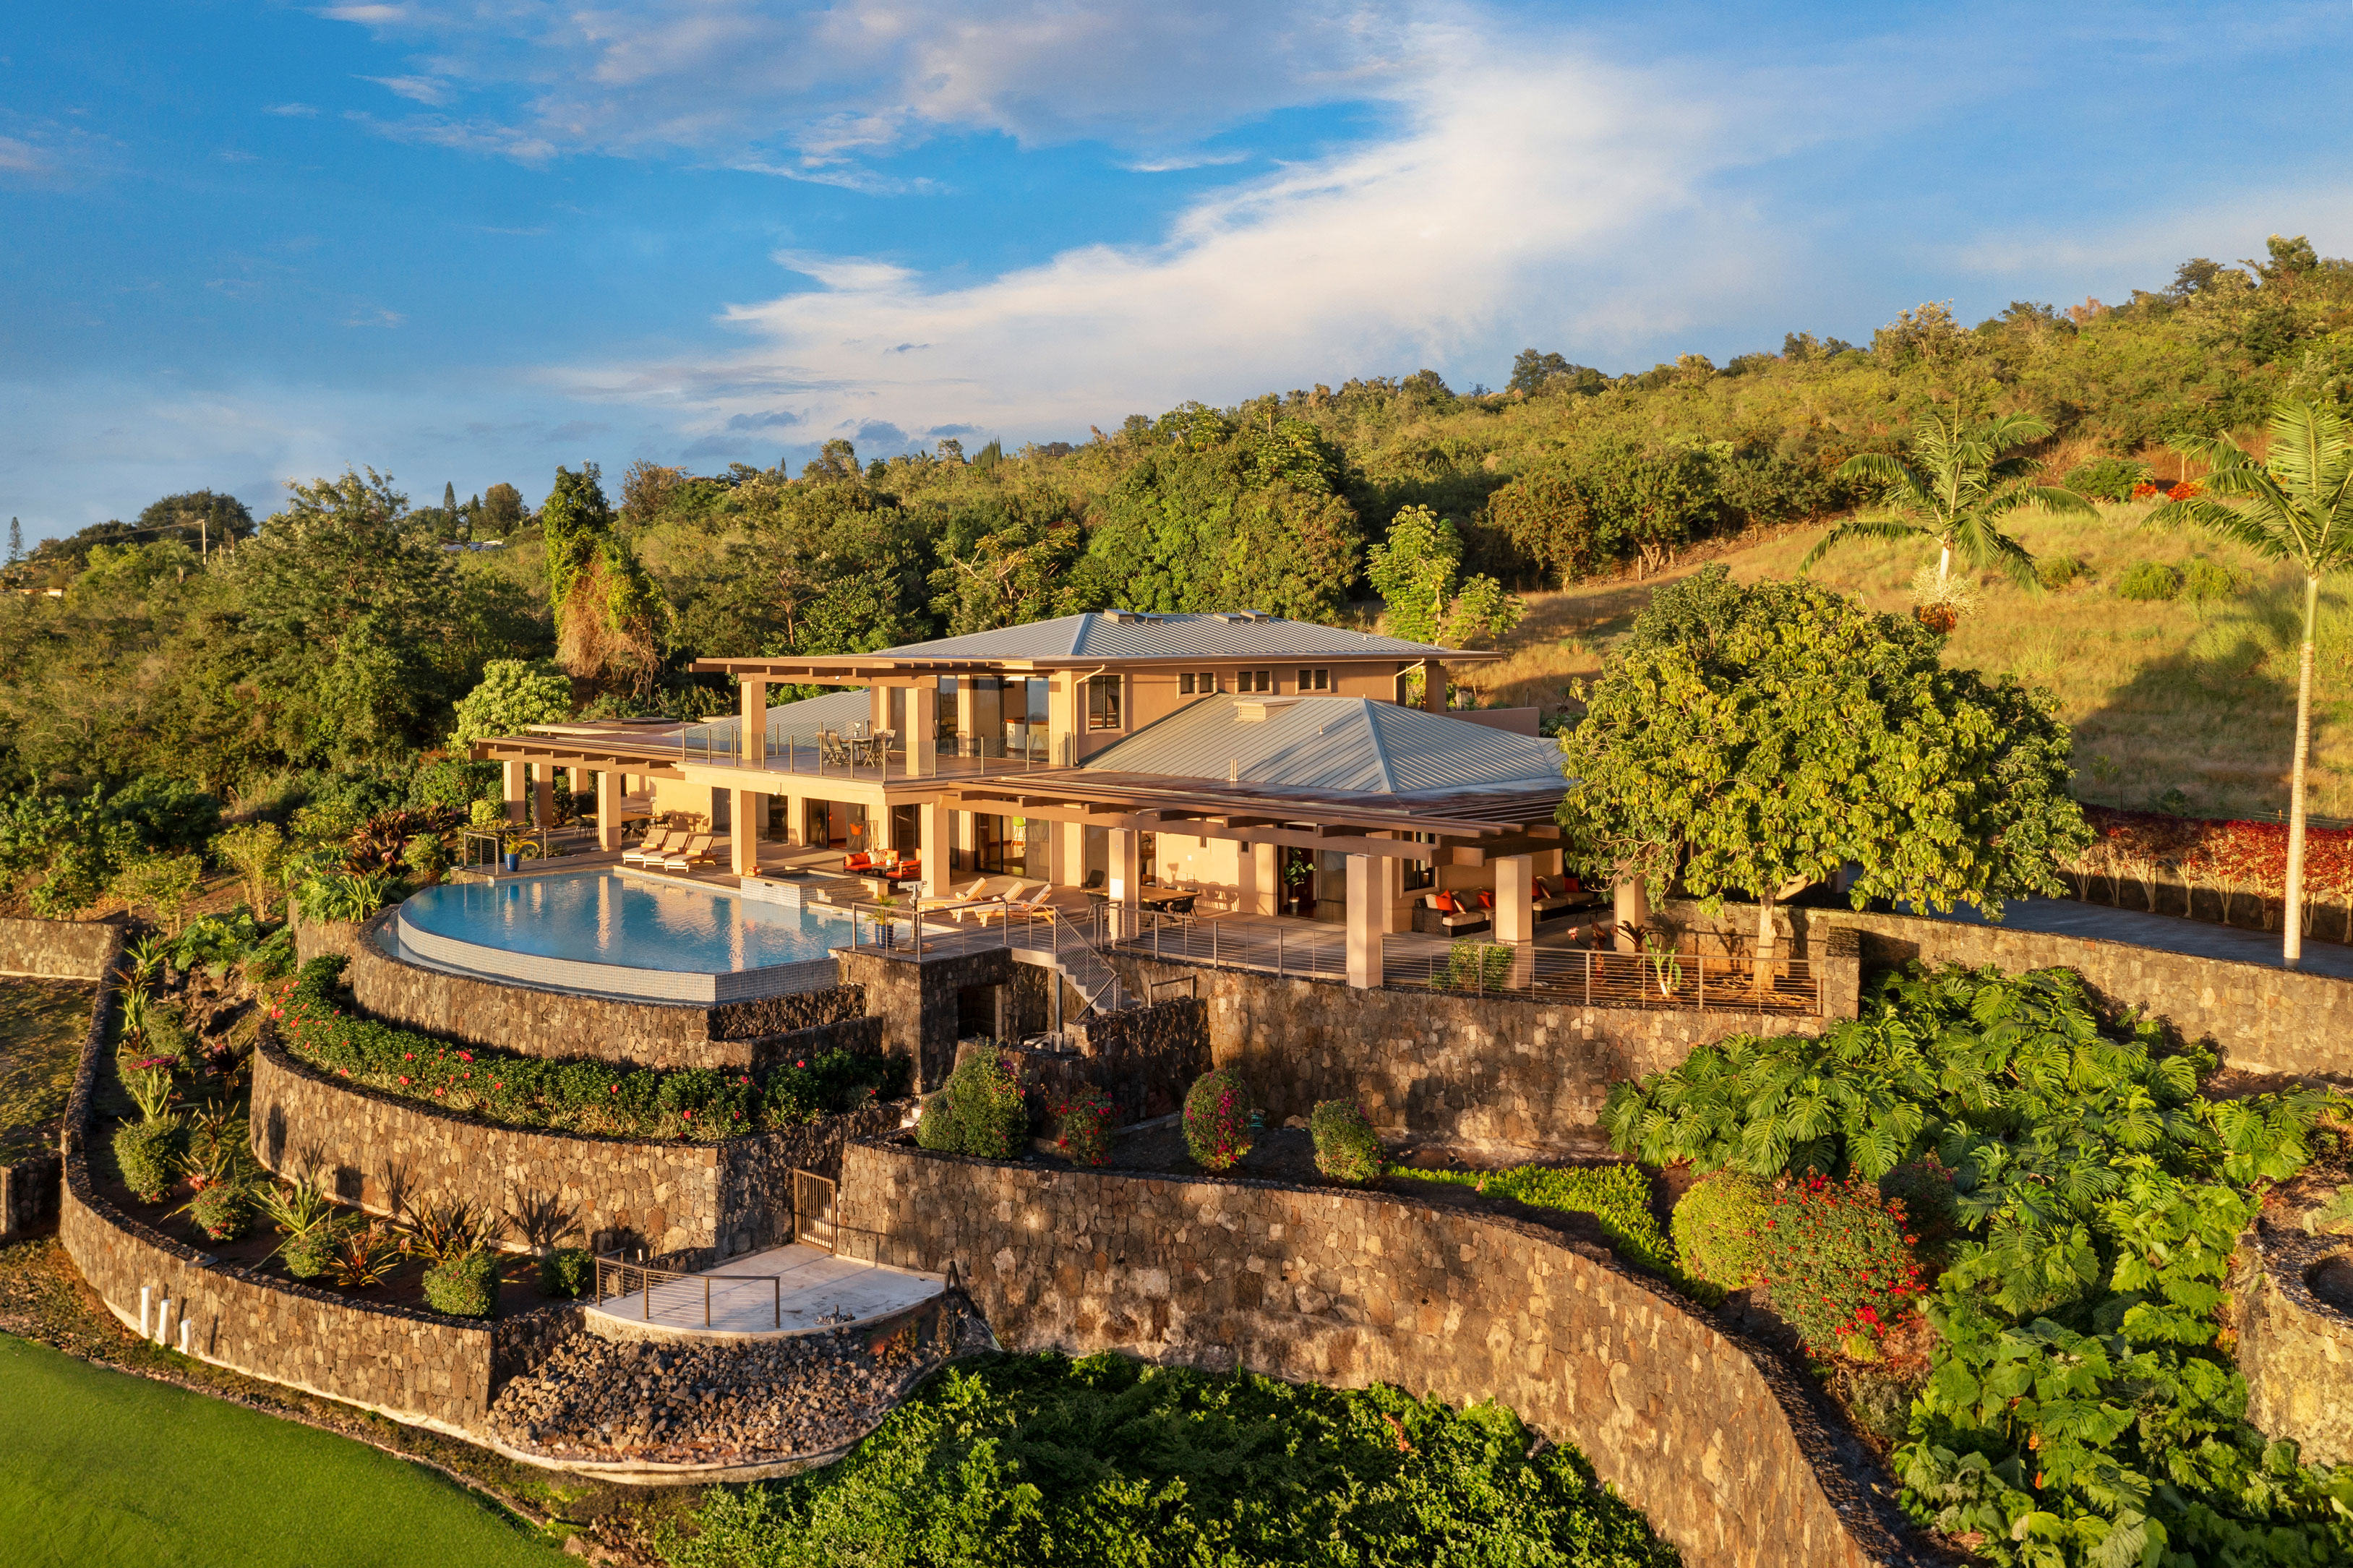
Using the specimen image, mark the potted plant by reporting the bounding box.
[873,891,900,948]
[500,829,539,874]
[1280,852,1315,917]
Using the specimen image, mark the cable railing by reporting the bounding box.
[833,894,1130,1012]
[593,1249,792,1329]
[675,724,1072,779]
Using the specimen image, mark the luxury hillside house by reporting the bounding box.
[468,612,1580,991]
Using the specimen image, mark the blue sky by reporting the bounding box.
[4,1,2352,539]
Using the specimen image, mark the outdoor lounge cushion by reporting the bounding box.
[841,852,874,873]
[656,834,713,869]
[622,828,680,865]
[1474,890,1495,910]
[1431,891,1460,913]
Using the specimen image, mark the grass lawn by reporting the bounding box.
[1475,500,2349,821]
[0,979,94,1165]
[0,1332,561,1568]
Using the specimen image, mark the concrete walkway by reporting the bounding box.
[1914,896,2353,982]
[587,1243,944,1338]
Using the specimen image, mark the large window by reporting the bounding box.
[1179,671,1221,695]
[1402,833,1437,892]
[1238,669,1272,694]
[1296,667,1330,692]
[1087,673,1123,730]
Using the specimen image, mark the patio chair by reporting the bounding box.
[841,851,875,875]
[653,834,714,871]
[622,828,681,866]
[917,878,990,913]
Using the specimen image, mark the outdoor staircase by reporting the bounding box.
[1006,909,1131,1016]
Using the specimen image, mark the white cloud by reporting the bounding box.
[554,25,1794,442]
[262,102,320,117]
[0,136,46,173]
[343,111,557,163]
[317,0,1410,165]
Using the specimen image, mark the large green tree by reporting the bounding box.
[1559,566,2089,979]
[543,463,666,699]
[2146,398,2353,968]
[1802,410,2091,600]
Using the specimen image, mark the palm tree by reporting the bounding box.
[2147,399,2353,969]
[1801,410,2092,597]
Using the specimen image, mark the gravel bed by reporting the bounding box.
[485,1301,987,1467]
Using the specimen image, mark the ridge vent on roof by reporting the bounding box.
[1212,609,1272,622]
[1235,696,1303,722]
[1102,609,1162,624]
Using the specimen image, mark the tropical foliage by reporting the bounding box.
[1608,964,2353,1567]
[664,1353,1673,1568]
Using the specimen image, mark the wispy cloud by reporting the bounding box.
[343,111,556,163]
[344,306,406,327]
[555,22,1795,445]
[364,74,452,106]
[262,102,320,118]
[0,136,48,174]
[1123,150,1253,173]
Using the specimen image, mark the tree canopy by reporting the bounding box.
[1558,566,2090,965]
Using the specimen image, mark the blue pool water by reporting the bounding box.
[398,870,839,974]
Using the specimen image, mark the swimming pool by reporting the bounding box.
[391,870,848,1003]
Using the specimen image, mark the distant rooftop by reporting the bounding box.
[873,610,1470,663]
[1084,693,1567,798]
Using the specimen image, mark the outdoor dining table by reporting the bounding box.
[1139,888,1198,915]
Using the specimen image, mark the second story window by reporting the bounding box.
[1297,668,1330,691]
[1087,673,1123,730]
[1239,669,1272,694]
[1180,671,1220,695]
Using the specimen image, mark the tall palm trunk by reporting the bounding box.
[2285,573,2320,969]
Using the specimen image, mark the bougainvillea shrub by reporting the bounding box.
[1182,1068,1256,1171]
[1752,1173,1926,1358]
[1050,1083,1115,1167]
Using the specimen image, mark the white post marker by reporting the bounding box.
[156,1298,172,1345]
[139,1285,151,1338]
[179,1319,192,1355]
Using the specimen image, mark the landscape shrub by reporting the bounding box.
[1401,1162,1677,1277]
[422,1249,500,1318]
[187,1182,249,1241]
[539,1247,593,1299]
[2033,552,2086,590]
[275,959,894,1139]
[280,1224,340,1280]
[1049,1083,1115,1166]
[914,1050,1028,1160]
[2180,555,2247,603]
[111,1117,181,1203]
[1182,1068,1256,1170]
[1308,1100,1384,1185]
[1749,1173,1925,1358]
[1669,1170,1772,1290]
[662,1353,1669,1568]
[2060,455,2152,502]
[1606,963,2353,1566]
[2113,558,2181,600]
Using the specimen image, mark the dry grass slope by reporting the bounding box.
[1464,500,2352,821]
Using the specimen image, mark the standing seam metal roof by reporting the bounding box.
[867,612,1470,663]
[679,687,873,751]
[1080,694,1566,797]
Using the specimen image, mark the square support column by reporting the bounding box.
[1423,659,1448,714]
[1613,877,1648,953]
[533,765,554,831]
[597,769,625,850]
[740,676,767,766]
[907,684,938,777]
[502,758,528,825]
[1056,821,1086,886]
[730,788,760,876]
[1107,828,1141,941]
[1495,854,1535,945]
[918,801,948,898]
[1345,854,1384,989]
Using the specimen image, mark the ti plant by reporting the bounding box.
[400,1196,500,1266]
[329,1222,403,1290]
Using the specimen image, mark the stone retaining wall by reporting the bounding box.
[292,914,364,967]
[250,1030,910,1260]
[0,914,124,980]
[1104,954,1838,1154]
[1,1152,59,1240]
[55,928,575,1436]
[2232,1228,2353,1467]
[836,1139,1931,1568]
[836,946,1013,1092]
[1649,902,2353,1083]
[343,912,868,1071]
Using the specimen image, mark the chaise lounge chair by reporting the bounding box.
[917,878,990,914]
[653,833,714,871]
[622,827,681,866]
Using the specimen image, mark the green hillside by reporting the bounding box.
[3,232,2349,828]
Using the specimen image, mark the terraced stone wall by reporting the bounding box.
[0,914,124,980]
[250,1030,909,1260]
[2233,1229,2353,1467]
[836,1139,1933,1568]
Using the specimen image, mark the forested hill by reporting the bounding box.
[4,233,2350,811]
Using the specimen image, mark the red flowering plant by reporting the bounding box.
[1752,1173,1926,1360]
[1050,1083,1117,1166]
[1181,1068,1258,1172]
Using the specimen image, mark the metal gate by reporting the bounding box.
[793,1169,837,1253]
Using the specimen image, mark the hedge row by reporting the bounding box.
[275,957,901,1140]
